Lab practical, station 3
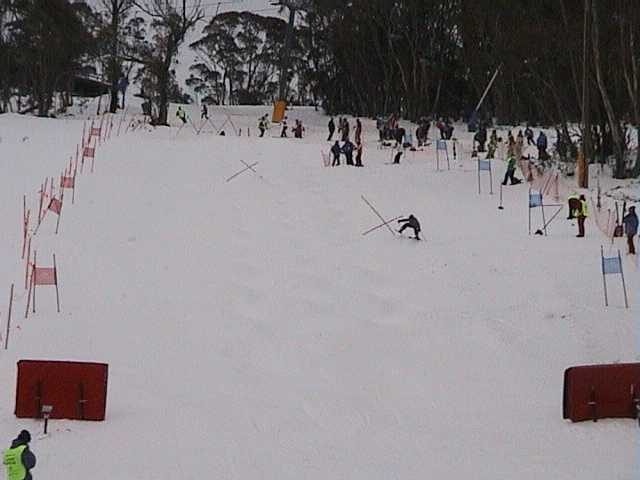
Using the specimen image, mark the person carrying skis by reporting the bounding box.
[574,194,588,237]
[3,430,36,480]
[397,215,421,240]
[331,141,342,166]
[176,106,187,124]
[328,117,336,141]
[623,205,638,254]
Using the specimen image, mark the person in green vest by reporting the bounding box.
[501,153,522,186]
[175,106,187,125]
[3,430,36,480]
[567,192,580,220]
[574,194,588,237]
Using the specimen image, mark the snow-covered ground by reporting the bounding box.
[0,105,637,479]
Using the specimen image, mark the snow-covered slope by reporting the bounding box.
[0,107,636,479]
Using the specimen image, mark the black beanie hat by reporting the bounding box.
[17,430,31,443]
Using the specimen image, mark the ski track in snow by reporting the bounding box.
[0,104,637,479]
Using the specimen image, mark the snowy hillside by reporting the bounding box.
[0,106,637,479]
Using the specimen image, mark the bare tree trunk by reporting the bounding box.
[591,0,626,177]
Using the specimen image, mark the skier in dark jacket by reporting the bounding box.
[327,117,335,141]
[355,118,363,143]
[280,117,288,137]
[331,141,342,166]
[525,126,534,145]
[537,131,548,160]
[342,139,355,166]
[397,215,421,240]
[341,119,350,141]
[200,104,208,120]
[355,140,364,167]
[474,124,487,152]
[623,206,638,254]
[3,430,36,480]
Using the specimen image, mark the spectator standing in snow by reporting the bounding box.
[328,117,335,141]
[397,215,421,240]
[280,117,288,137]
[574,194,588,237]
[258,116,266,137]
[376,116,384,142]
[623,206,638,254]
[201,104,208,120]
[436,118,446,139]
[355,118,363,144]
[331,141,342,166]
[525,126,534,145]
[342,139,355,166]
[342,118,350,142]
[3,430,36,480]
[567,193,580,220]
[537,131,548,160]
[474,124,487,152]
[444,120,454,140]
[293,119,304,138]
[355,139,364,167]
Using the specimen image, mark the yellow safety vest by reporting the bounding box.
[573,200,588,218]
[3,445,27,480]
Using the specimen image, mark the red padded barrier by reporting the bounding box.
[563,363,640,422]
[15,360,108,421]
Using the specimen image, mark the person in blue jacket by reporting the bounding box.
[341,139,355,166]
[536,131,548,160]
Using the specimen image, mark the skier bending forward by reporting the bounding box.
[398,215,421,240]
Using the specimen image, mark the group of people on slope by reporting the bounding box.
[277,117,306,138]
[567,193,638,251]
[330,138,364,167]
[328,117,363,143]
[328,116,364,167]
[477,125,547,162]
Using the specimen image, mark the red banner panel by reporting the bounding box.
[15,360,108,421]
[61,177,74,189]
[563,363,640,422]
[33,268,56,286]
[83,147,95,158]
[48,198,62,215]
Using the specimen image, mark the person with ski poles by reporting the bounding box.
[397,215,421,240]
